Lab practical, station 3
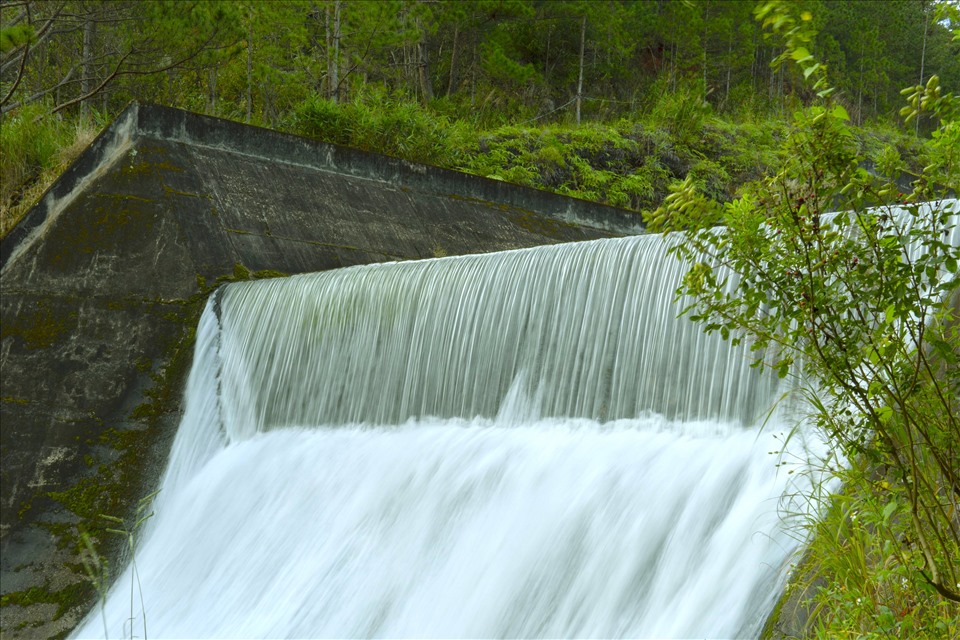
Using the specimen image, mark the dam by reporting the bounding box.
[73,231,820,638]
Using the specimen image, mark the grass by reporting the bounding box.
[1,104,100,239]
[780,452,960,639]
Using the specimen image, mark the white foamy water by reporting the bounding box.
[79,415,810,639]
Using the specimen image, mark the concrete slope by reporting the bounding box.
[0,103,643,638]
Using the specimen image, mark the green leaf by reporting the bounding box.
[830,105,850,121]
[790,47,811,63]
[884,304,896,325]
[777,359,790,379]
[882,500,898,524]
[876,405,893,423]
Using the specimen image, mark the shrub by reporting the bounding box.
[655,2,960,633]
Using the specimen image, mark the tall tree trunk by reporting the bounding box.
[471,38,476,106]
[725,34,732,106]
[246,16,253,123]
[701,5,708,103]
[325,4,332,97]
[778,61,784,112]
[447,25,458,96]
[543,25,550,88]
[208,64,218,114]
[671,41,678,92]
[576,14,586,125]
[416,16,433,103]
[857,39,864,126]
[768,47,776,101]
[327,0,341,103]
[80,16,95,121]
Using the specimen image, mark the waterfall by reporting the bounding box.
[74,226,838,639]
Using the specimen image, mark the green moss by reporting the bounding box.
[91,192,152,203]
[223,227,256,236]
[251,269,287,279]
[759,593,784,640]
[0,299,76,349]
[119,158,185,178]
[17,499,33,519]
[206,263,288,290]
[0,582,91,621]
[2,395,30,405]
[507,207,565,237]
[47,466,115,520]
[1,586,48,608]
[161,184,209,199]
[31,298,204,624]
[36,522,76,550]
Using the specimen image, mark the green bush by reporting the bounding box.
[658,2,960,632]
[287,88,457,166]
[643,76,713,148]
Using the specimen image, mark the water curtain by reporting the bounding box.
[74,199,960,639]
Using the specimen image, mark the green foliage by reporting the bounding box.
[0,102,98,236]
[644,77,713,148]
[459,122,669,211]
[1,0,951,237]
[665,1,960,632]
[0,104,73,195]
[798,455,960,639]
[287,88,459,165]
[0,23,34,53]
[672,104,960,631]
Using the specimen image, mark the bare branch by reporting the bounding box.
[48,49,131,116]
[1,63,74,114]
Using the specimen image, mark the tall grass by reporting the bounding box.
[780,452,960,639]
[0,104,99,238]
[285,87,470,167]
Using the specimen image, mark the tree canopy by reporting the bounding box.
[2,0,957,127]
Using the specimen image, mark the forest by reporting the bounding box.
[2,1,960,638]
[2,0,958,235]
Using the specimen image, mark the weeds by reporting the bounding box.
[79,491,157,640]
[0,103,99,237]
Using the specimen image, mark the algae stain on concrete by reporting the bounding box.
[6,299,204,638]
[1,299,77,349]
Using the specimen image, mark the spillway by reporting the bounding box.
[73,229,827,639]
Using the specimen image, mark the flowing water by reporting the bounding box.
[74,225,849,639]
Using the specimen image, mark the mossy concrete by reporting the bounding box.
[0,103,644,637]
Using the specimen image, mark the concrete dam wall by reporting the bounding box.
[0,103,643,637]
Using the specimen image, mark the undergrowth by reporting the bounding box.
[1,87,928,241]
[1,103,99,237]
[777,426,960,639]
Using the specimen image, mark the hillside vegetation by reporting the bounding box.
[2,0,956,235]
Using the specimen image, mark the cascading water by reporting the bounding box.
[73,226,836,639]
